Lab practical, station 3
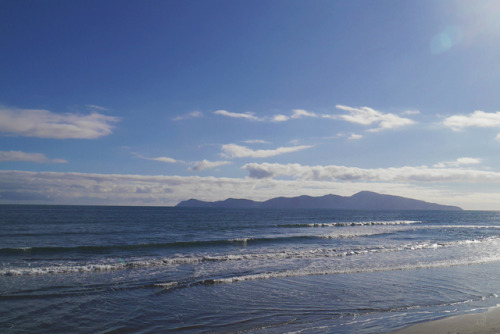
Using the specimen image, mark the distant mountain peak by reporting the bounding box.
[176,192,462,211]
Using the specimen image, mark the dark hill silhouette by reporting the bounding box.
[176,191,462,211]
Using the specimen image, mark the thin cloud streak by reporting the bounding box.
[135,153,183,164]
[0,107,119,139]
[173,111,203,121]
[221,144,312,158]
[0,150,67,163]
[291,109,318,119]
[214,110,261,121]
[244,139,271,144]
[434,157,481,168]
[190,160,231,171]
[332,105,416,132]
[150,157,181,164]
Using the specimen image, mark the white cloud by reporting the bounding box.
[135,153,183,164]
[434,157,482,168]
[456,157,481,165]
[401,110,420,115]
[150,156,180,164]
[443,111,500,139]
[244,139,271,144]
[291,109,318,119]
[348,133,363,140]
[214,109,318,122]
[242,162,500,184]
[138,153,232,171]
[272,114,290,122]
[86,104,110,111]
[0,107,119,139]
[221,143,312,159]
[0,150,67,163]
[190,160,231,171]
[173,111,203,121]
[138,154,231,171]
[214,110,261,121]
[331,105,416,132]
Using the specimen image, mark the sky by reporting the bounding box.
[2,0,500,209]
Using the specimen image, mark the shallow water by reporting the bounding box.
[2,206,500,333]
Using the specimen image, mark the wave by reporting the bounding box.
[3,236,499,276]
[155,253,500,291]
[278,220,422,228]
[7,222,496,257]
[0,238,300,256]
[0,227,410,256]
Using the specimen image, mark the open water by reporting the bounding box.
[2,205,500,333]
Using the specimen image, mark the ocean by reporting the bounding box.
[2,205,500,333]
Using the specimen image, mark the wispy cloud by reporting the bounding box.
[135,153,183,164]
[271,114,290,122]
[214,110,262,121]
[150,156,181,164]
[331,105,416,132]
[242,162,500,183]
[0,107,119,139]
[291,109,318,119]
[137,154,230,172]
[401,110,420,115]
[173,111,203,121]
[348,133,363,140]
[190,160,231,171]
[443,110,500,139]
[214,109,317,122]
[211,107,416,133]
[434,157,482,168]
[0,150,67,163]
[221,143,312,159]
[244,139,271,144]
[86,104,110,111]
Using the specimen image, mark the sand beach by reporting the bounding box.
[387,306,500,334]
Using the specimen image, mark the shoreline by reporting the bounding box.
[385,306,500,334]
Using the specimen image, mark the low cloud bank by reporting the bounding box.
[242,162,500,183]
[0,170,497,209]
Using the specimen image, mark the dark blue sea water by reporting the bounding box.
[2,206,500,333]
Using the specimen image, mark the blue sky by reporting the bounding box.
[2,0,500,209]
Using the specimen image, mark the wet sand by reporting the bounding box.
[386,306,500,334]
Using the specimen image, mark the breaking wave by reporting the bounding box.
[3,235,499,276]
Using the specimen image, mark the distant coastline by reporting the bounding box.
[177,191,462,211]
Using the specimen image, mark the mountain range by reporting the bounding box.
[176,191,462,211]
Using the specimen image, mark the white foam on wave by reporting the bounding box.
[281,220,422,228]
[4,235,500,276]
[426,225,500,229]
[319,225,415,239]
[207,254,500,285]
[153,282,179,289]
